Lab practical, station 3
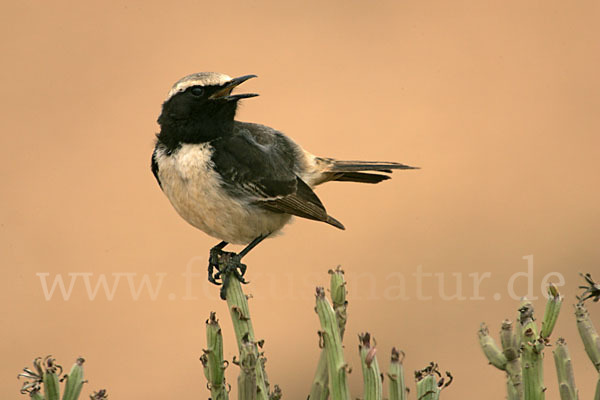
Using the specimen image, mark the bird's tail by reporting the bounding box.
[326,159,418,184]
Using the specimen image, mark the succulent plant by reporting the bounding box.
[18,356,104,400]
[480,275,599,400]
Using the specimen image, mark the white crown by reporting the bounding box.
[166,72,232,100]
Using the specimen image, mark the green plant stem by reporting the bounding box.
[224,270,269,400]
[201,313,229,400]
[61,358,85,400]
[237,339,258,400]
[19,357,106,400]
[516,286,563,400]
[519,301,545,400]
[575,302,600,372]
[552,338,578,400]
[308,267,348,400]
[42,357,60,400]
[415,370,440,400]
[359,333,382,400]
[388,348,407,400]
[540,284,562,340]
[315,286,351,400]
[308,352,329,400]
[575,302,600,400]
[500,320,524,400]
[329,267,348,337]
[506,380,519,400]
[478,323,507,370]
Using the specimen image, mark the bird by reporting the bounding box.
[151,72,417,297]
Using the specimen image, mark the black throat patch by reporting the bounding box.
[156,89,239,152]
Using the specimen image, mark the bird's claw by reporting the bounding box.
[208,249,248,299]
[208,247,224,284]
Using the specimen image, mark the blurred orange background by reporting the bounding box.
[2,1,599,399]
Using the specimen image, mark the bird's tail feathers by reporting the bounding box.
[330,160,418,172]
[324,159,418,184]
[325,214,345,230]
[332,171,391,184]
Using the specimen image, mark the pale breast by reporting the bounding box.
[154,143,291,244]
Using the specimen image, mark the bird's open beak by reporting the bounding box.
[209,74,259,101]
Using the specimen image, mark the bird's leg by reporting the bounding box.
[211,234,270,300]
[208,241,228,284]
[237,234,268,258]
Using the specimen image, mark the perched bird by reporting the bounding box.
[151,72,416,295]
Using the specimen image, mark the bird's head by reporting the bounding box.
[157,72,258,146]
[166,72,257,102]
[160,72,257,121]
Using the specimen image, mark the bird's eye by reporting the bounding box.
[190,87,204,97]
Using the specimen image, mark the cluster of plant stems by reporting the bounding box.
[479,273,600,400]
[18,356,106,400]
[17,259,599,400]
[200,260,452,400]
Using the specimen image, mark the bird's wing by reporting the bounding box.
[260,177,344,229]
[211,128,344,229]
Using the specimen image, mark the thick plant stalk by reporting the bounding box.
[387,348,407,400]
[358,333,382,400]
[506,378,520,400]
[329,267,348,337]
[308,267,348,400]
[575,303,600,372]
[519,301,545,400]
[201,313,229,400]
[223,267,269,400]
[308,352,329,400]
[415,374,439,400]
[19,357,103,400]
[540,284,562,340]
[479,321,521,399]
[574,302,600,400]
[415,364,441,400]
[237,338,259,400]
[43,357,61,400]
[500,320,524,400]
[479,320,523,400]
[519,285,563,400]
[552,338,578,400]
[478,323,507,370]
[62,358,85,400]
[223,270,259,350]
[315,286,351,400]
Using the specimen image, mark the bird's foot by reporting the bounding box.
[208,247,225,285]
[208,249,248,300]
